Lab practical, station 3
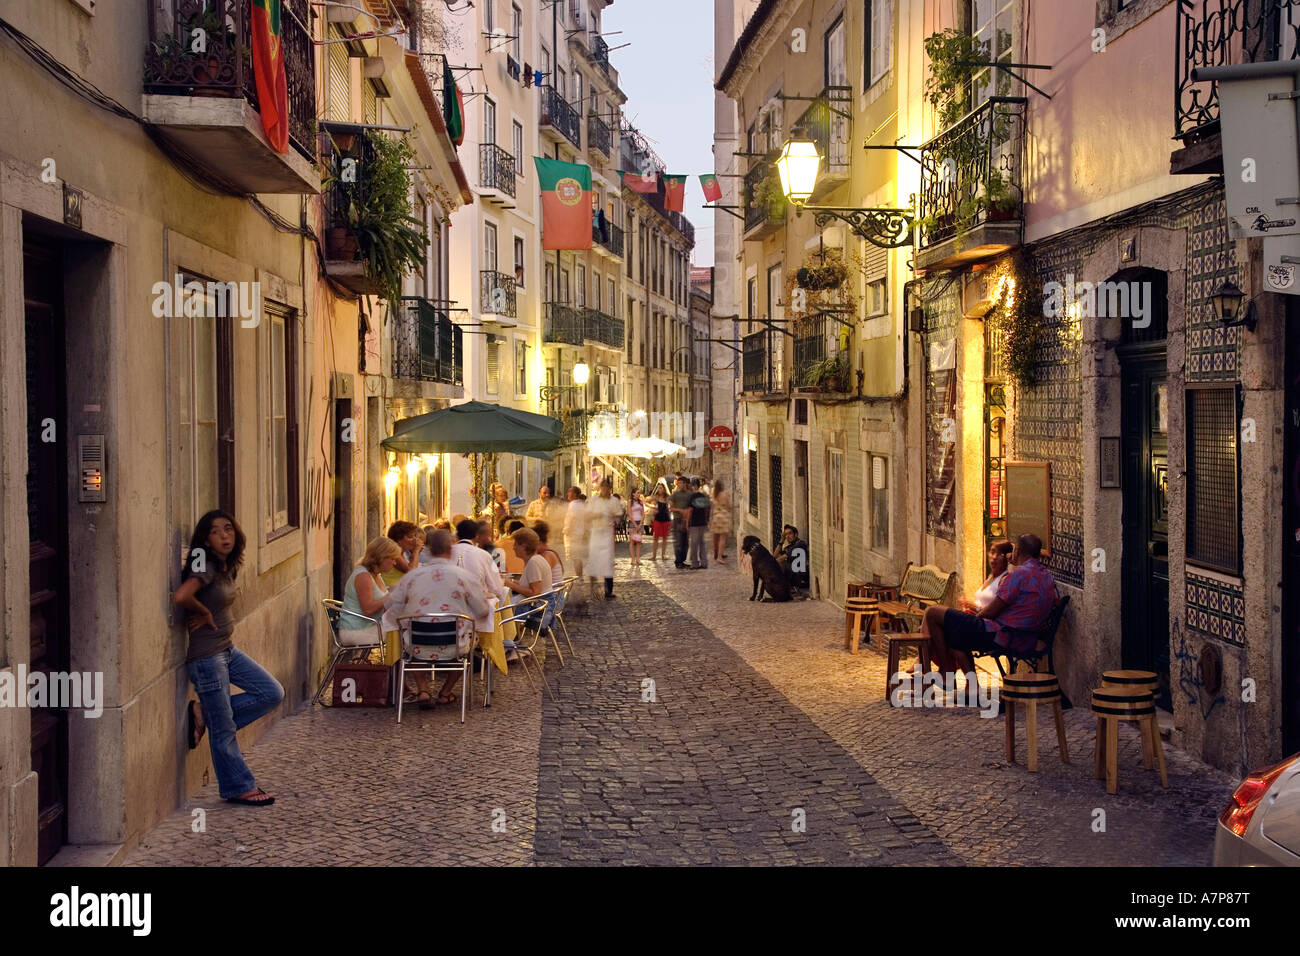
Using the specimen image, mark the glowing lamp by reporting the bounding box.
[573,362,590,385]
[776,135,821,203]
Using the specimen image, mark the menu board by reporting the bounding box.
[1004,461,1051,556]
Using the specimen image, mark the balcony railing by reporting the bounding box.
[144,0,316,161]
[594,220,624,256]
[544,302,585,345]
[742,329,786,394]
[395,298,463,386]
[540,86,582,148]
[480,271,517,318]
[795,85,852,191]
[588,114,612,157]
[744,157,787,235]
[507,54,521,82]
[479,143,517,197]
[918,96,1027,248]
[592,34,611,74]
[582,308,625,349]
[792,315,829,386]
[1176,0,1300,141]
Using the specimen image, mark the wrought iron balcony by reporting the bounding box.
[917,96,1026,270]
[741,329,787,394]
[794,86,852,198]
[560,408,591,447]
[540,86,582,148]
[593,220,624,257]
[544,302,585,346]
[582,308,625,350]
[480,271,518,318]
[743,157,787,238]
[592,35,611,75]
[395,298,463,387]
[588,114,612,157]
[792,315,829,386]
[479,143,517,198]
[321,130,385,294]
[143,0,317,193]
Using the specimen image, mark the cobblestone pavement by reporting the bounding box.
[628,552,1237,866]
[124,547,1236,866]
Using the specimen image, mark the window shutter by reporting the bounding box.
[363,80,378,125]
[862,242,887,281]
[328,40,350,121]
[487,341,500,394]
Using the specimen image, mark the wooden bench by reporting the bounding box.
[867,562,957,629]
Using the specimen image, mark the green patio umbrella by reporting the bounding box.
[381,401,563,459]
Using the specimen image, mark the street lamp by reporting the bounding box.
[572,361,590,385]
[777,128,914,249]
[1209,280,1257,332]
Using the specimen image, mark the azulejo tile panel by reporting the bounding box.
[1185,569,1246,646]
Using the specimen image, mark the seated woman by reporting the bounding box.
[916,540,1012,673]
[532,520,566,589]
[504,528,554,628]
[495,518,527,575]
[382,520,424,587]
[340,537,401,649]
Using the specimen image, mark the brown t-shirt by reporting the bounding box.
[185,566,237,662]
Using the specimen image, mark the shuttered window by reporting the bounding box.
[1187,385,1241,574]
[363,80,378,125]
[328,35,350,121]
[486,341,501,395]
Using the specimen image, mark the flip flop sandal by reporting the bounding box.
[225,788,276,807]
[187,700,206,751]
[417,693,435,711]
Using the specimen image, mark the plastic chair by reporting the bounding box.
[316,600,385,705]
[396,612,475,724]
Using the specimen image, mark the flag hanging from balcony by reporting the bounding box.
[251,0,289,153]
[618,169,659,194]
[443,59,465,147]
[663,175,687,212]
[699,174,722,203]
[534,157,593,250]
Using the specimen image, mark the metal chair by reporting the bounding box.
[498,596,554,701]
[552,575,580,658]
[395,612,475,724]
[316,600,385,705]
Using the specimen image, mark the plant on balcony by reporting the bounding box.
[802,352,850,392]
[328,131,428,302]
[924,29,982,130]
[986,253,1042,388]
[750,171,788,220]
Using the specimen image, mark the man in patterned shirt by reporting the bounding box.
[923,533,1057,674]
[386,529,490,706]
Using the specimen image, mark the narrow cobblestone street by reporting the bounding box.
[126,548,1236,867]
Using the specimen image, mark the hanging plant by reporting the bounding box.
[923,29,982,131]
[338,131,429,302]
[784,245,863,319]
[986,254,1043,389]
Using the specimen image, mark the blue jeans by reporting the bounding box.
[187,648,284,798]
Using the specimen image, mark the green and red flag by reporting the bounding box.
[699,173,722,203]
[618,169,659,194]
[251,0,289,153]
[442,58,464,147]
[662,175,687,212]
[534,157,593,250]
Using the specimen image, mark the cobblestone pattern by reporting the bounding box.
[634,554,1237,866]
[534,582,949,865]
[125,666,542,867]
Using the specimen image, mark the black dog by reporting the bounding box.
[742,535,792,602]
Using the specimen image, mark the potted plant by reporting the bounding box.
[923,29,982,131]
[751,172,787,222]
[984,169,1019,220]
[803,353,850,392]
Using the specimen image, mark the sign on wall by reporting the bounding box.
[1217,74,1300,238]
[1005,461,1051,556]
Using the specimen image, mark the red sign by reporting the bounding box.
[707,425,735,453]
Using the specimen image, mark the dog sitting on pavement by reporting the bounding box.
[741,535,792,602]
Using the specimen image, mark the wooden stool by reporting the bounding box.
[884,634,932,700]
[846,581,873,600]
[1002,673,1069,772]
[1091,686,1168,795]
[844,596,881,654]
[1100,670,1162,778]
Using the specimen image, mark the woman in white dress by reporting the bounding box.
[585,477,623,600]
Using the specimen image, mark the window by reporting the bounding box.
[486,339,501,395]
[970,0,1016,105]
[869,454,889,551]
[1187,385,1241,574]
[593,271,602,310]
[625,213,634,277]
[541,47,551,83]
[172,273,234,530]
[483,222,498,273]
[865,0,892,87]
[327,31,351,121]
[748,438,759,515]
[515,338,527,395]
[514,236,525,287]
[574,72,584,112]
[512,120,524,172]
[746,276,757,332]
[262,302,299,537]
[363,79,378,125]
[545,262,555,301]
[484,0,494,35]
[559,267,570,303]
[576,264,586,306]
[608,277,617,316]
[483,97,496,145]
[626,296,635,361]
[867,278,887,316]
[511,4,521,60]
[824,15,846,89]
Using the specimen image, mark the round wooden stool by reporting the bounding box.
[1002,673,1069,772]
[1100,670,1162,778]
[884,634,932,700]
[1091,685,1168,794]
[844,596,881,654]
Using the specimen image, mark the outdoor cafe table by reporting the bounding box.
[379,598,517,707]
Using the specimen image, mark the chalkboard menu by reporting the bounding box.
[1004,461,1051,555]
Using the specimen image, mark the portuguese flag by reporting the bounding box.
[443,58,464,147]
[534,157,592,250]
[251,0,289,153]
[618,169,659,194]
[663,175,687,212]
[700,173,722,203]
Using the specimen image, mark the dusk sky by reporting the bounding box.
[603,0,717,266]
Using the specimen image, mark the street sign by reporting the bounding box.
[1217,73,1300,238]
[707,425,735,453]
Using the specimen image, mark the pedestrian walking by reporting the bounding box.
[585,477,622,599]
[173,509,283,807]
[562,486,589,603]
[627,488,645,567]
[670,475,694,569]
[650,486,671,561]
[687,479,711,569]
[709,478,732,563]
